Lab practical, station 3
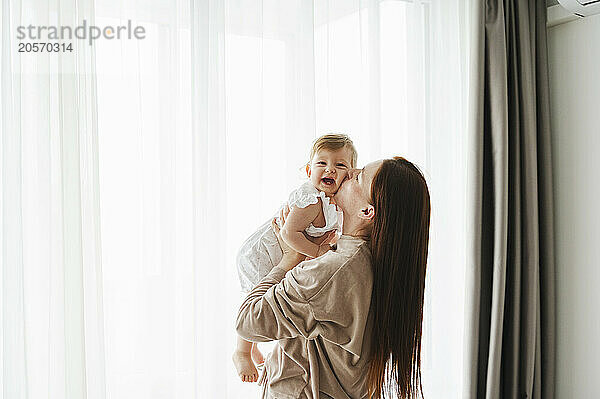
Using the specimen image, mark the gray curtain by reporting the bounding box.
[463,1,555,398]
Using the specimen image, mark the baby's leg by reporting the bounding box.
[232,336,259,382]
[251,342,264,366]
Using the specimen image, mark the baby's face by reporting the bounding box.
[307,146,354,196]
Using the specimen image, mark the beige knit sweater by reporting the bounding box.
[236,235,374,399]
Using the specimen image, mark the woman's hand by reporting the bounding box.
[272,208,305,269]
[273,204,337,268]
[314,241,333,258]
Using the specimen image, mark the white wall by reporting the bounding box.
[547,14,600,399]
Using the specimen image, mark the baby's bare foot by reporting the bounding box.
[251,344,264,366]
[232,350,258,382]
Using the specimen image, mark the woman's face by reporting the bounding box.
[335,159,383,217]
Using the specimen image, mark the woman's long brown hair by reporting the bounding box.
[367,157,431,398]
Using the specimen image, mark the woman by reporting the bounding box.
[236,157,431,398]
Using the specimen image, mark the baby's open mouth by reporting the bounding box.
[321,177,335,186]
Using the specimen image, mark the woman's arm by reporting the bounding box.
[280,201,329,259]
[235,258,317,342]
[235,217,335,342]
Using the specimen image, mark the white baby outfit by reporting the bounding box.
[236,181,342,292]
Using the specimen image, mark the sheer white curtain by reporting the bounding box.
[1,0,470,398]
[1,0,105,398]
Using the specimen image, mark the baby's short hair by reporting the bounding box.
[309,133,357,168]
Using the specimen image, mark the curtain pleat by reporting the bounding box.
[191,1,230,396]
[2,0,27,396]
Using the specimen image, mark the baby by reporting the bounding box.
[232,133,357,383]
